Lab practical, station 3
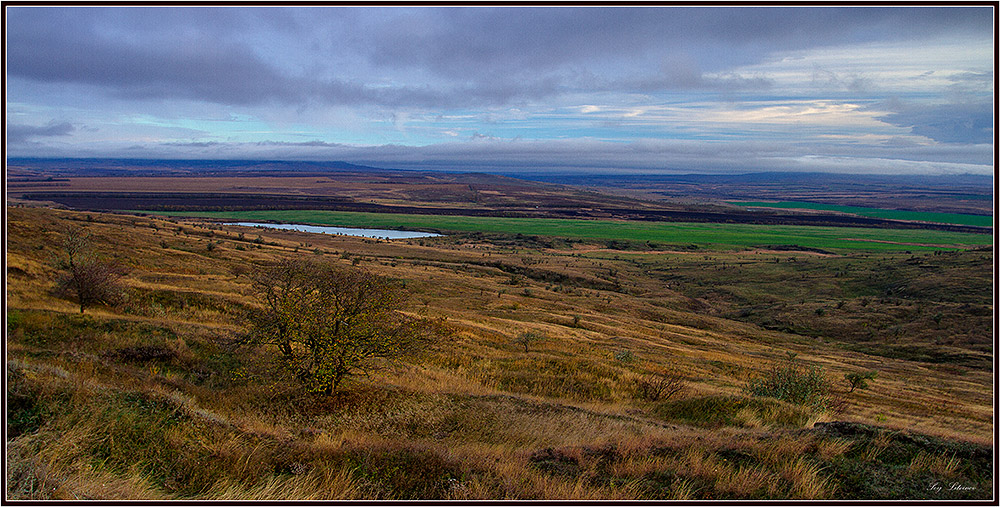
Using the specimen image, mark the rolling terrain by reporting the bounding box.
[6,200,993,500]
[7,158,993,233]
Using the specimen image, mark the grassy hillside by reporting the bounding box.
[6,206,993,500]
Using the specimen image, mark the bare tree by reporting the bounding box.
[247,258,433,394]
[55,226,128,314]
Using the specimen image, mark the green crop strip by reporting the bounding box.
[131,209,993,253]
[729,201,993,228]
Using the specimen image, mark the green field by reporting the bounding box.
[729,201,993,227]
[134,209,992,253]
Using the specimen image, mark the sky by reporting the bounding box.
[4,6,995,175]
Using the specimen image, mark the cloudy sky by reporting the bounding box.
[5,6,994,174]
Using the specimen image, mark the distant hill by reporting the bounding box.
[5,157,390,177]
[503,170,993,191]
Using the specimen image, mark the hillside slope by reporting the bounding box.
[6,206,992,500]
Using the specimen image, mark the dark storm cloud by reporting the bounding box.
[6,6,992,109]
[7,121,75,144]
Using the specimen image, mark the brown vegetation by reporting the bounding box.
[5,205,993,500]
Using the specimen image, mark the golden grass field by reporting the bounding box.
[5,205,993,500]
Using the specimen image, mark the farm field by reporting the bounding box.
[137,209,993,253]
[729,201,993,228]
[9,160,991,235]
[6,205,993,500]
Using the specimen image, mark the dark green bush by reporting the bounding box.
[744,361,830,410]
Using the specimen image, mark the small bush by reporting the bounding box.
[614,349,635,363]
[845,371,878,393]
[632,367,685,402]
[744,361,830,410]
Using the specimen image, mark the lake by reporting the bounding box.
[224,222,442,240]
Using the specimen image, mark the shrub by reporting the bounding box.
[744,361,830,410]
[614,349,635,363]
[632,367,686,402]
[845,371,878,393]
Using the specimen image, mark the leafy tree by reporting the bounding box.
[247,258,431,394]
[845,370,878,393]
[55,226,128,314]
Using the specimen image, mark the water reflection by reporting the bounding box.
[224,222,442,240]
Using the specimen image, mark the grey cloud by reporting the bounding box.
[7,121,75,143]
[354,6,992,101]
[874,101,994,144]
[6,25,559,108]
[162,141,226,148]
[623,71,774,93]
[132,137,990,176]
[257,140,349,148]
[6,25,299,105]
[164,140,350,149]
[949,71,993,84]
[811,67,872,93]
[361,7,991,76]
[7,6,991,111]
[6,7,567,108]
[470,133,501,141]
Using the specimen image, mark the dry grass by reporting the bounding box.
[205,468,361,501]
[816,438,853,460]
[715,465,775,498]
[5,206,993,500]
[781,458,834,499]
[908,451,962,478]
